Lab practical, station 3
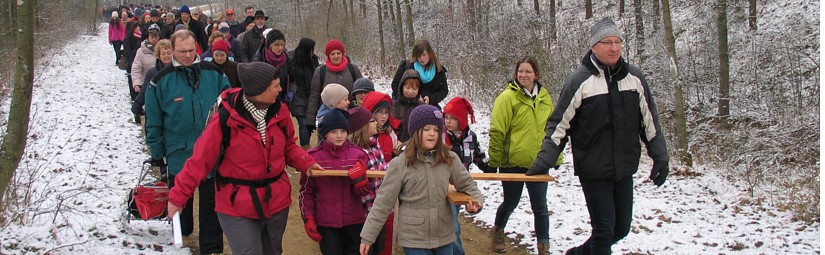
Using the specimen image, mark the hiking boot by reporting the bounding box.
[537,243,550,255]
[491,225,506,253]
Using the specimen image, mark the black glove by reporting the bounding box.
[525,165,549,176]
[306,124,316,133]
[150,158,166,167]
[476,161,495,173]
[650,161,669,187]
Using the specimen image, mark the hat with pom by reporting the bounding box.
[237,62,279,96]
[321,84,349,109]
[443,97,475,131]
[407,104,444,136]
[319,109,350,138]
[324,39,345,57]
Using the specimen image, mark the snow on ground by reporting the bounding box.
[0,24,819,254]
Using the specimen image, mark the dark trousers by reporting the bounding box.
[569,176,634,255]
[169,175,224,254]
[126,71,137,101]
[218,208,289,255]
[317,223,363,255]
[112,40,123,63]
[493,169,550,243]
[295,116,311,146]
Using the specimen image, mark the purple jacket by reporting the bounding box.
[109,22,125,42]
[300,140,371,228]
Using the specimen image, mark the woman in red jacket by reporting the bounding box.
[167,62,322,255]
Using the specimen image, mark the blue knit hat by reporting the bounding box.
[319,109,350,138]
[180,5,190,15]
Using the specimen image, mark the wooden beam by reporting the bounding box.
[310,170,555,182]
[309,170,556,205]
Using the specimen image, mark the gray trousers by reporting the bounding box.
[217,208,289,255]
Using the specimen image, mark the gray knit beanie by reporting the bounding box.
[237,62,278,96]
[351,78,375,96]
[321,83,350,108]
[589,18,623,47]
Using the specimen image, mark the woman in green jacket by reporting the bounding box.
[487,56,561,255]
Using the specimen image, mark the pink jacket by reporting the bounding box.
[300,140,371,228]
[108,22,125,42]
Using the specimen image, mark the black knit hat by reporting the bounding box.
[319,109,350,138]
[237,62,279,96]
[266,29,286,48]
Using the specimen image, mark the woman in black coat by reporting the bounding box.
[289,38,320,148]
[390,39,449,108]
[122,22,143,101]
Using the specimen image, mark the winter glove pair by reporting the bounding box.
[650,161,669,187]
[348,161,368,189]
[306,124,316,133]
[303,216,322,242]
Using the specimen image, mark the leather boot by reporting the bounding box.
[537,242,550,255]
[491,226,506,253]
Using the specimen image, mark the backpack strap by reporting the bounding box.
[319,65,327,86]
[213,106,231,191]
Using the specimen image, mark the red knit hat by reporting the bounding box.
[443,97,475,131]
[211,39,230,55]
[361,91,401,130]
[324,39,345,57]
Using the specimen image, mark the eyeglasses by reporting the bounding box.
[175,49,197,55]
[598,40,623,47]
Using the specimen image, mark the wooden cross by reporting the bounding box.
[310,170,555,205]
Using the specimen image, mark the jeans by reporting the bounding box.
[569,176,634,255]
[493,168,550,243]
[450,205,464,255]
[295,116,311,146]
[402,243,453,255]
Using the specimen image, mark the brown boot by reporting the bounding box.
[491,226,506,253]
[537,242,550,255]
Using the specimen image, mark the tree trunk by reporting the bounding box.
[394,0,405,59]
[533,0,540,16]
[633,0,644,67]
[619,0,625,15]
[748,0,757,31]
[403,0,415,47]
[326,0,333,39]
[517,0,522,6]
[652,0,660,32]
[549,0,556,40]
[377,0,386,67]
[0,0,35,209]
[662,0,691,166]
[716,0,730,116]
[585,0,593,19]
[360,0,366,17]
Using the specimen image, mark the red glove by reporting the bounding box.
[347,161,368,189]
[304,216,322,242]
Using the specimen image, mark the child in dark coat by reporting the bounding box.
[392,69,423,142]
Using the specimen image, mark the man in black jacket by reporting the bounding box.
[177,5,208,51]
[527,18,670,255]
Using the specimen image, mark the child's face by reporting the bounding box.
[402,80,420,98]
[373,108,389,126]
[325,128,348,146]
[335,97,350,110]
[420,125,440,150]
[444,114,460,132]
[354,92,368,103]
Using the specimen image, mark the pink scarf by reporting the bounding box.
[324,56,349,72]
[265,48,287,68]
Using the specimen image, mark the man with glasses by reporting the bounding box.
[144,30,230,255]
[527,18,670,255]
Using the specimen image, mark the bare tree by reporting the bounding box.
[533,0,540,16]
[662,0,691,166]
[633,0,644,66]
[585,0,592,19]
[394,0,405,59]
[377,0,387,67]
[403,0,415,47]
[0,0,34,209]
[619,0,625,15]
[549,0,556,40]
[748,0,757,31]
[717,0,730,116]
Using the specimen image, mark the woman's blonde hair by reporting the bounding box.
[154,39,172,58]
[404,125,453,167]
[349,124,373,149]
[208,31,226,46]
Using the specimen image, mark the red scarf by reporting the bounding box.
[324,56,349,72]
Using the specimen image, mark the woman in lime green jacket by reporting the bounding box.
[486,56,561,255]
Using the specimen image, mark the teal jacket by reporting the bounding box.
[488,80,562,170]
[145,57,230,175]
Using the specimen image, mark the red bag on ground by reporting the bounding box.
[132,182,169,220]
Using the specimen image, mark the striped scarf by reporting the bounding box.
[242,96,268,145]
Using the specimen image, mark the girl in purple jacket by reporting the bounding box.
[300,108,372,254]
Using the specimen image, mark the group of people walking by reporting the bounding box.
[108,5,670,254]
